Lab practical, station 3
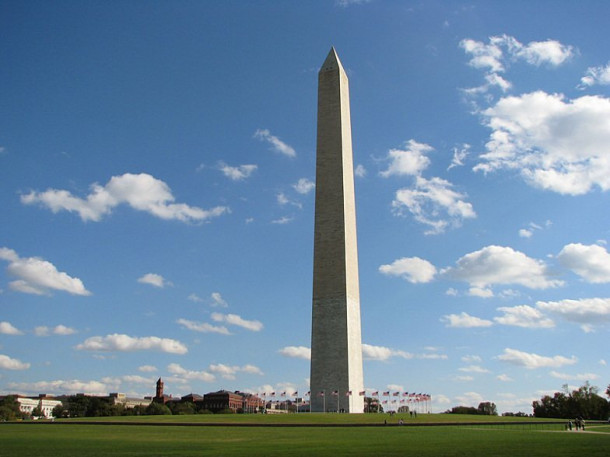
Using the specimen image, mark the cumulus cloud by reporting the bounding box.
[76,334,188,354]
[0,247,91,296]
[444,245,563,289]
[138,365,157,373]
[254,129,296,158]
[138,273,172,288]
[176,318,230,335]
[293,178,315,195]
[279,346,311,360]
[167,363,215,382]
[392,176,476,235]
[557,243,610,283]
[536,298,610,330]
[0,321,23,335]
[461,35,573,94]
[211,312,263,332]
[362,343,413,361]
[441,312,493,328]
[0,354,30,370]
[219,162,258,181]
[580,62,610,87]
[7,379,112,395]
[21,173,229,223]
[208,363,263,380]
[474,92,610,195]
[355,164,367,178]
[497,348,577,369]
[494,305,555,328]
[378,257,437,283]
[380,140,432,177]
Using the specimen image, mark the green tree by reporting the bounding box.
[0,396,26,421]
[533,383,609,419]
[145,402,172,415]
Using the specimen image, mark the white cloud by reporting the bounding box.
[0,247,91,296]
[455,391,485,407]
[448,144,470,170]
[176,318,230,335]
[362,343,413,361]
[468,287,494,298]
[497,348,577,369]
[0,354,30,370]
[8,379,113,396]
[167,363,215,382]
[519,229,533,238]
[211,312,263,332]
[441,312,493,328]
[21,173,229,222]
[187,293,204,303]
[355,164,367,178]
[557,243,610,283]
[208,363,263,380]
[138,365,157,373]
[293,178,315,195]
[444,245,563,289]
[496,374,513,382]
[549,371,599,381]
[271,216,294,225]
[580,62,610,87]
[254,129,296,158]
[35,325,77,336]
[536,297,610,330]
[378,257,436,283]
[53,324,77,335]
[277,192,302,209]
[494,305,555,328]
[219,162,258,181]
[0,321,23,335]
[459,365,490,374]
[380,140,432,177]
[76,334,188,354]
[461,355,482,363]
[138,273,172,288]
[461,35,573,95]
[392,176,476,235]
[210,292,229,308]
[474,92,610,195]
[279,346,311,360]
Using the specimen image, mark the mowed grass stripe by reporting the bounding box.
[1,421,609,457]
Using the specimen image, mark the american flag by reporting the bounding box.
[331,390,339,396]
[293,391,298,396]
[359,391,366,396]
[345,391,352,396]
[305,391,310,396]
[318,391,325,397]
[393,392,400,396]
[403,392,409,396]
[270,392,275,396]
[372,391,379,396]
[383,391,390,396]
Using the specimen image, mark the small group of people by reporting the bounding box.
[566,417,586,431]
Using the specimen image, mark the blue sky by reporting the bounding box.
[2,0,610,414]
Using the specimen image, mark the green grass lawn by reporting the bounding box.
[1,415,609,457]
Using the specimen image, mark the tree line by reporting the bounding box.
[532,383,609,420]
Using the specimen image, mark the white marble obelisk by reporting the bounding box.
[310,48,364,413]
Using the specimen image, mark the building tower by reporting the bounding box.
[310,48,364,413]
[155,378,164,399]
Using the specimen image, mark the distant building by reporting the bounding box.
[14,394,62,418]
[201,390,264,413]
[108,393,151,409]
[153,378,171,404]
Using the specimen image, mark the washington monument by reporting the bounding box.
[310,48,364,413]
